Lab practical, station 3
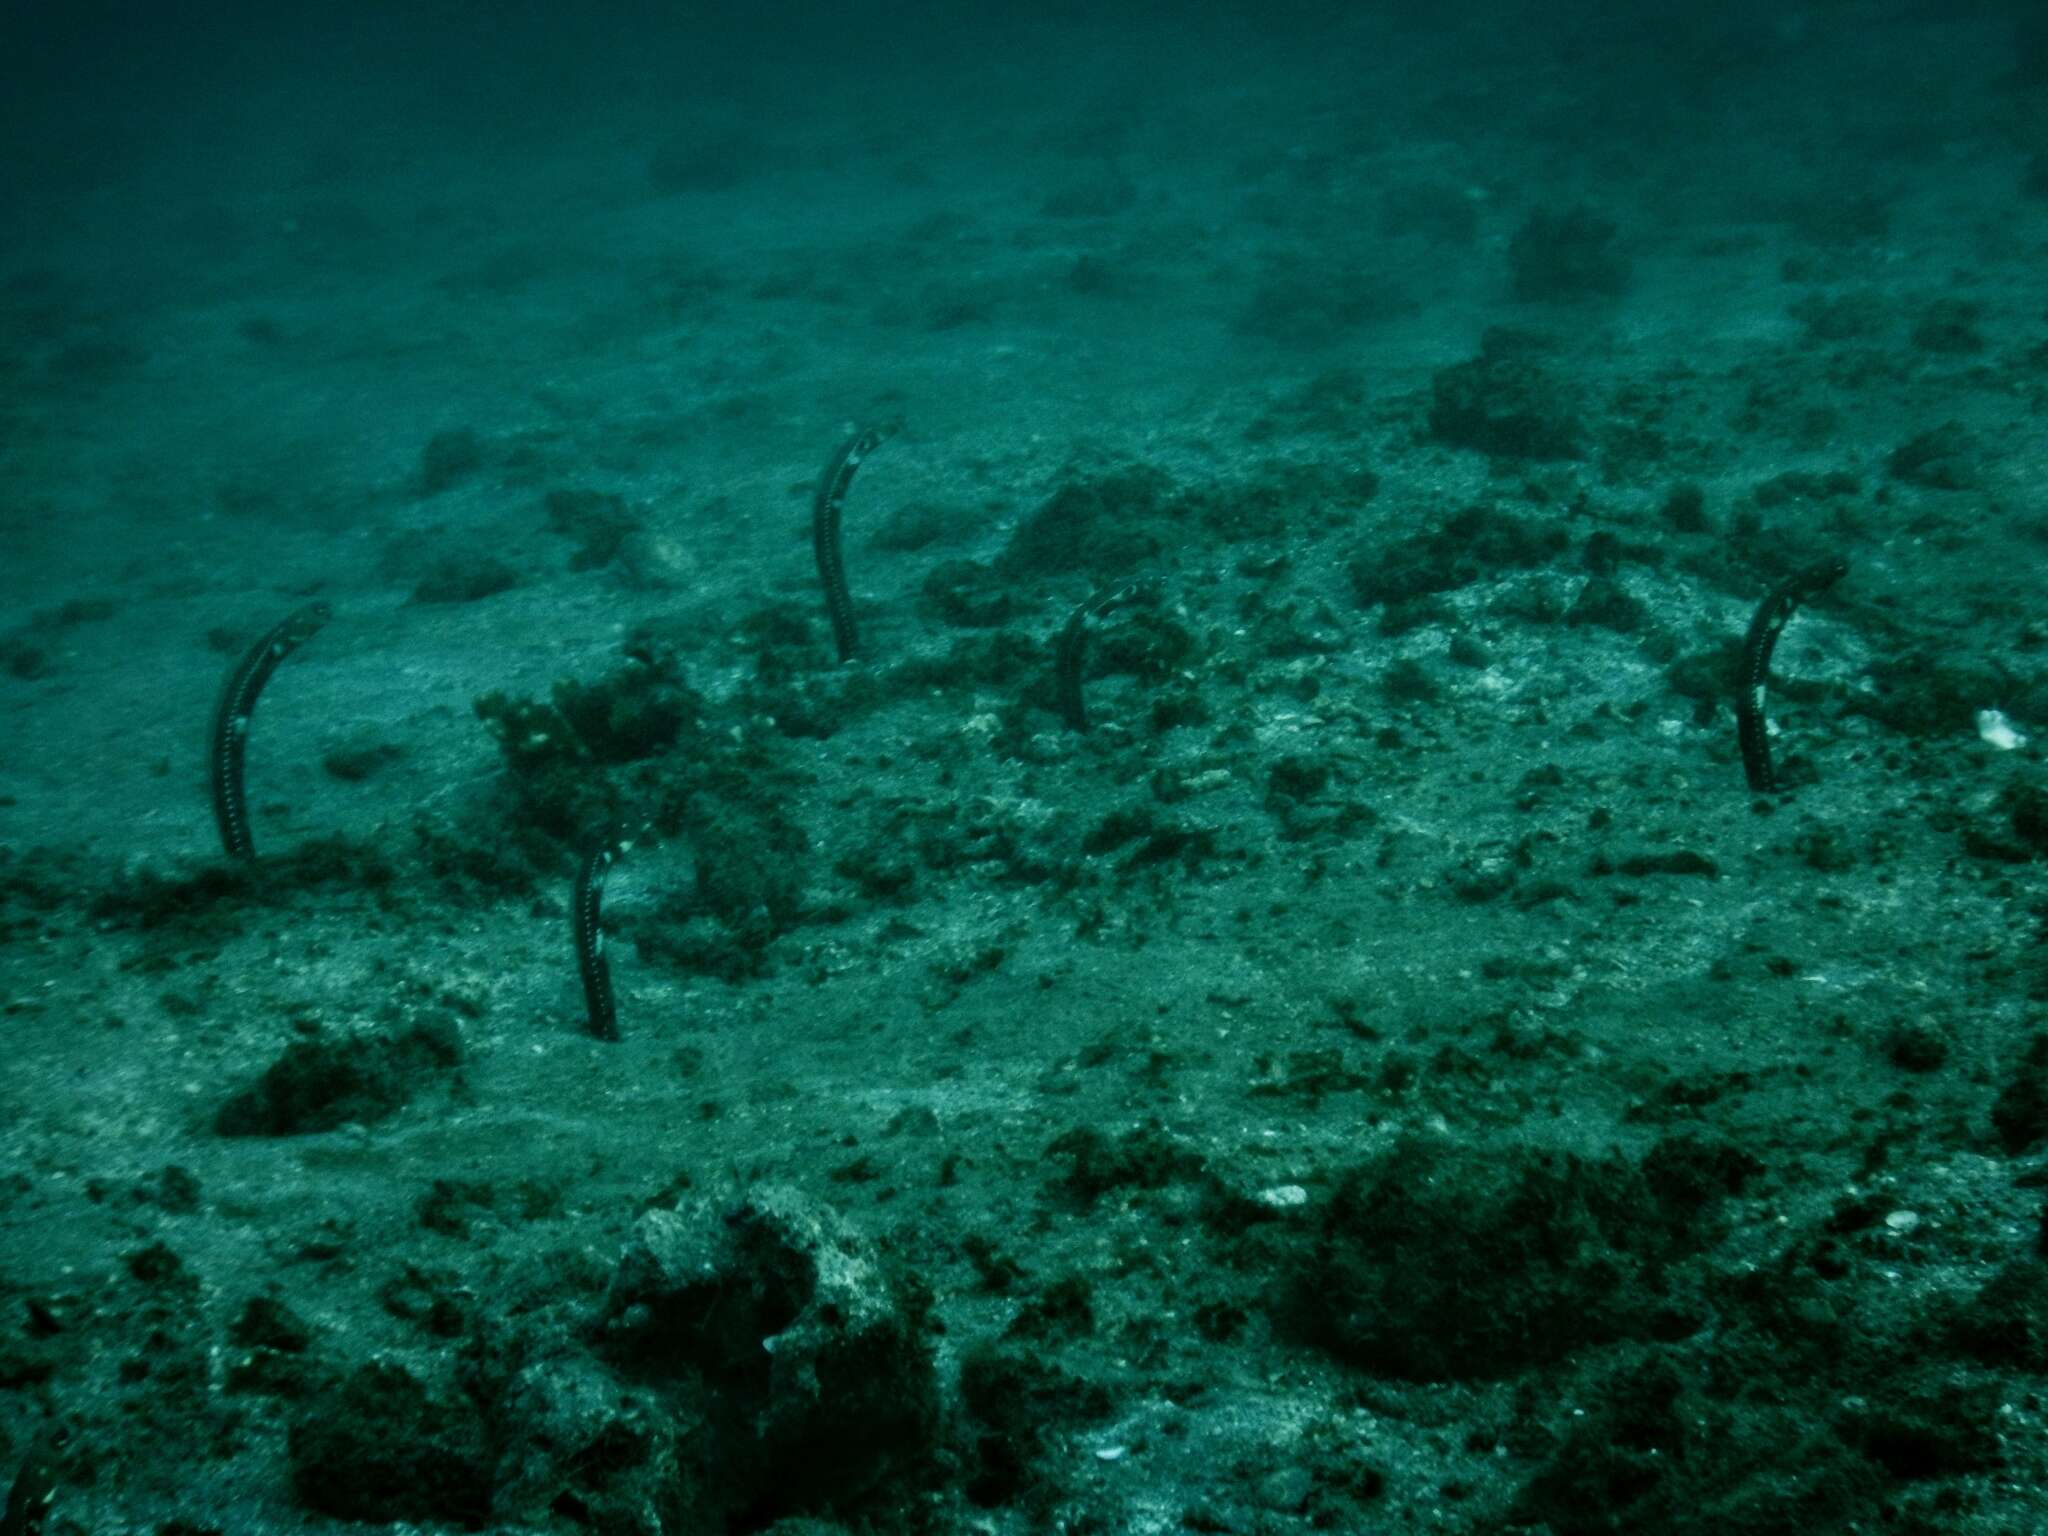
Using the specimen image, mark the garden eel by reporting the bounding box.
[573,829,641,1042]
[1736,559,1847,794]
[0,1430,59,1536]
[811,422,895,663]
[209,600,332,860]
[1056,579,1156,733]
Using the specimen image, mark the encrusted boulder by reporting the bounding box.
[592,1185,940,1526]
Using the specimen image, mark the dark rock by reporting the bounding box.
[320,734,403,781]
[1991,1034,2048,1155]
[1046,1123,1201,1206]
[919,559,1015,628]
[1350,504,1569,607]
[289,1361,493,1525]
[591,1186,940,1525]
[1886,422,1982,491]
[870,500,956,553]
[487,1354,679,1527]
[998,466,1174,579]
[1614,850,1718,878]
[1565,576,1649,633]
[215,1017,462,1137]
[1508,206,1629,302]
[544,488,641,571]
[230,1296,314,1353]
[1660,483,1709,532]
[1753,468,1858,508]
[1882,1021,1948,1073]
[410,552,518,604]
[550,648,702,763]
[417,428,484,497]
[1267,754,1332,802]
[1948,1257,2048,1371]
[1381,657,1439,704]
[2006,781,2048,857]
[958,1344,1112,1507]
[1428,349,1586,460]
[1286,1138,1683,1379]
[1909,298,1985,355]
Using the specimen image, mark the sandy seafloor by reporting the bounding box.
[3,3,2048,1531]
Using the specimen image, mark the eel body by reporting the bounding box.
[573,834,633,1041]
[209,601,332,860]
[811,424,894,663]
[1055,579,1156,733]
[1736,559,1846,793]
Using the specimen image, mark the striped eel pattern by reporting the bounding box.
[812,423,894,663]
[1736,559,1847,793]
[209,601,332,860]
[573,831,638,1042]
[1056,579,1156,733]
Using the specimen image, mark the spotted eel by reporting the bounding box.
[209,601,332,860]
[1055,579,1157,733]
[573,831,639,1042]
[1736,559,1846,794]
[811,423,894,663]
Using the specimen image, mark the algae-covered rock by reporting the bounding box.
[289,1360,493,1524]
[215,1015,462,1137]
[551,649,702,764]
[1886,421,1983,491]
[1508,205,1629,302]
[1349,503,1569,609]
[998,466,1175,579]
[1427,332,1586,460]
[1285,1136,1689,1380]
[591,1186,941,1526]
[544,486,642,570]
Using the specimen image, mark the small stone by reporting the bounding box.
[1978,709,2025,751]
[1257,1184,1309,1209]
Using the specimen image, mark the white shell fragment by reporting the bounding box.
[1976,709,2025,751]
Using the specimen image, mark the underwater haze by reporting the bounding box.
[5,0,2048,1530]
